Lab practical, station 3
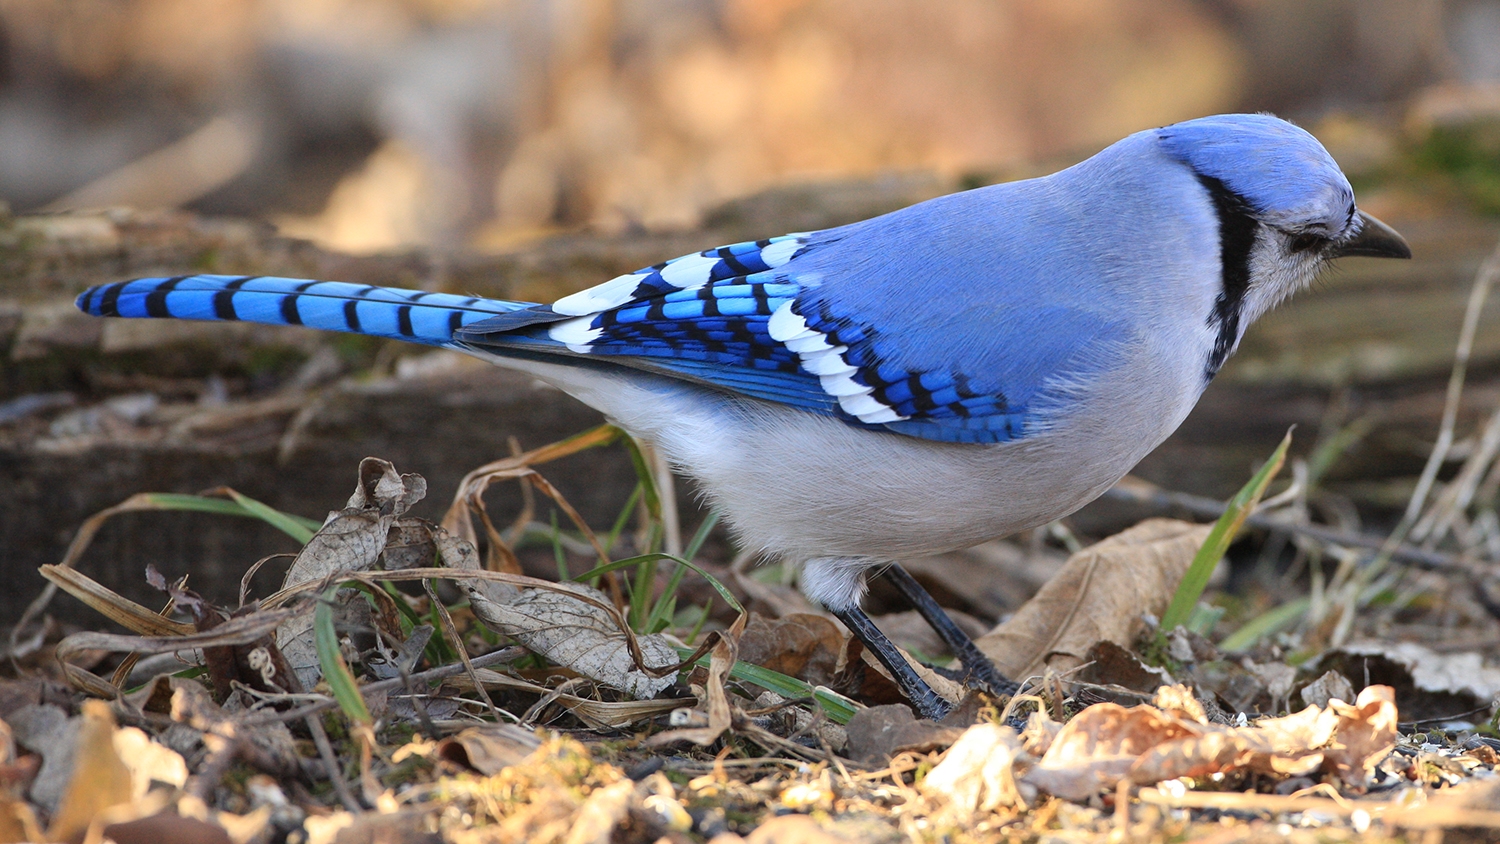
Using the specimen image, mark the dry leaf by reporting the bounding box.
[458,668,681,729]
[919,723,1026,818]
[737,613,844,685]
[99,811,235,844]
[277,458,426,689]
[871,609,989,662]
[5,704,73,815]
[1325,685,1399,787]
[648,612,746,747]
[45,700,133,843]
[561,780,635,844]
[1300,670,1356,709]
[1026,702,1200,800]
[438,724,543,775]
[1022,684,1401,800]
[975,519,1210,681]
[856,646,968,711]
[744,815,859,844]
[111,727,188,799]
[1326,641,1500,710]
[0,795,43,844]
[844,704,964,765]
[475,584,678,700]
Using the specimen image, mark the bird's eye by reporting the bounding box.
[1289,233,1326,254]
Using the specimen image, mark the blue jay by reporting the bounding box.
[77,114,1409,719]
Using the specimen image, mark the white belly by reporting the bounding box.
[482,336,1205,610]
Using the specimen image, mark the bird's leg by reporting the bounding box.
[881,563,1020,697]
[830,604,954,721]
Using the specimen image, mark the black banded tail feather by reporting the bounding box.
[76,275,534,348]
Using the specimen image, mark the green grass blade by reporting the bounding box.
[603,485,643,561]
[549,511,569,581]
[682,511,720,561]
[685,598,713,645]
[1218,596,1310,653]
[139,493,320,542]
[574,553,744,614]
[621,435,662,521]
[1160,429,1292,631]
[673,645,861,724]
[643,513,720,633]
[314,583,373,727]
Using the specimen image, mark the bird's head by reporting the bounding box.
[1155,113,1410,374]
[1160,112,1409,263]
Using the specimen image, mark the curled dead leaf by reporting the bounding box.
[975,519,1211,682]
[1022,684,1401,801]
[276,458,427,689]
[471,582,679,700]
[1325,685,1399,787]
[919,723,1027,818]
[737,613,844,685]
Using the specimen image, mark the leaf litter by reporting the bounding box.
[4,248,1500,841]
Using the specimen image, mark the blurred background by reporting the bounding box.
[2,0,1498,252]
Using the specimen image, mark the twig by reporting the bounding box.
[424,581,503,723]
[1403,238,1500,534]
[1104,479,1471,571]
[242,645,528,727]
[305,712,363,812]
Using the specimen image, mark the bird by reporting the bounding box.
[77,113,1411,719]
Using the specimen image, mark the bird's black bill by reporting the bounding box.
[1333,211,1411,260]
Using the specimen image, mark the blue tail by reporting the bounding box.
[76,275,535,348]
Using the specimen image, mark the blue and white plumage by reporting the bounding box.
[78,114,1409,714]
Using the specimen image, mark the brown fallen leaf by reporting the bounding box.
[1300,669,1356,709]
[45,700,134,843]
[856,645,968,711]
[975,518,1210,682]
[871,609,989,661]
[0,795,44,844]
[648,611,746,747]
[736,613,845,685]
[562,780,636,844]
[475,583,680,700]
[1325,685,1399,787]
[1021,683,1401,801]
[7,704,76,815]
[744,814,861,844]
[1026,701,1201,800]
[918,723,1027,819]
[1319,641,1500,721]
[438,724,544,775]
[843,704,965,765]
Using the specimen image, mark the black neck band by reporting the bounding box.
[1195,174,1259,380]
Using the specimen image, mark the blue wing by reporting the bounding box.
[457,226,1092,444]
